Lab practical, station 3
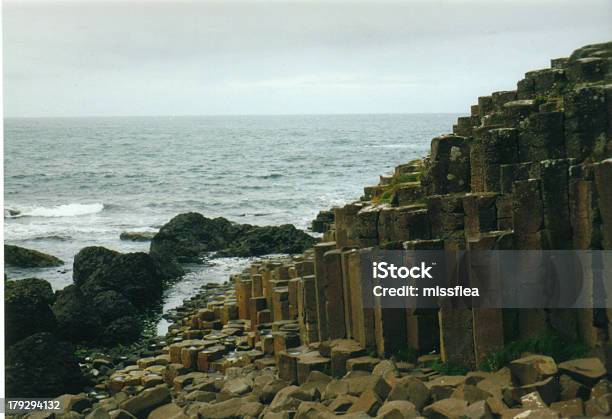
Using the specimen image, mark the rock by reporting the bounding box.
[150,213,315,263]
[216,224,317,258]
[585,393,612,416]
[463,400,493,419]
[4,244,64,268]
[372,360,399,378]
[347,356,381,372]
[52,285,101,342]
[328,394,358,413]
[198,398,244,418]
[236,401,264,417]
[5,277,57,345]
[269,385,308,412]
[221,377,252,396]
[557,357,607,386]
[81,252,166,309]
[347,389,382,416]
[346,375,391,399]
[86,408,111,419]
[5,332,84,397]
[376,400,418,419]
[118,385,171,419]
[499,407,560,418]
[451,384,492,404]
[119,231,156,242]
[100,316,144,346]
[503,377,560,406]
[510,355,557,386]
[295,402,334,419]
[73,246,120,286]
[183,390,216,403]
[591,378,612,398]
[108,410,136,419]
[55,394,92,413]
[559,374,589,400]
[92,291,138,324]
[426,376,466,401]
[423,398,468,418]
[147,403,188,419]
[387,377,430,411]
[521,391,546,409]
[550,398,584,416]
[261,379,290,404]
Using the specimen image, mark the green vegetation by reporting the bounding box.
[480,330,589,372]
[431,359,470,376]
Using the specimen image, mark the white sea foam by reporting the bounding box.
[8,203,105,218]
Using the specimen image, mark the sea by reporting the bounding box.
[3,114,459,332]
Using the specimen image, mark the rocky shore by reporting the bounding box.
[5,41,612,418]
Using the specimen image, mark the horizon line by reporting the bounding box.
[4,111,465,120]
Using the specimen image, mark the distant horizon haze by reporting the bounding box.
[3,0,612,118]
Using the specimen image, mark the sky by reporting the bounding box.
[3,0,612,117]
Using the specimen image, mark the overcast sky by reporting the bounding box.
[3,0,612,117]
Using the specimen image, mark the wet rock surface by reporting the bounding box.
[4,244,64,268]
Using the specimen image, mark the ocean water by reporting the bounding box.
[4,114,459,330]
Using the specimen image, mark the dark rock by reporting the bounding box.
[150,212,316,262]
[73,246,120,286]
[4,244,64,268]
[217,224,317,257]
[92,290,138,324]
[5,277,57,346]
[81,252,165,309]
[52,285,101,342]
[6,332,85,397]
[99,316,143,346]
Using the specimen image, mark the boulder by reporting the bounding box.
[150,212,316,263]
[557,358,607,386]
[510,355,557,386]
[52,285,102,342]
[387,377,430,411]
[347,389,382,416]
[81,252,165,309]
[73,246,119,286]
[5,332,85,397]
[92,290,138,324]
[5,277,57,345]
[216,224,317,257]
[376,400,418,419]
[423,398,468,418]
[4,244,63,268]
[99,316,144,346]
[55,394,92,413]
[463,400,493,419]
[118,385,171,419]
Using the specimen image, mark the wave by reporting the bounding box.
[5,203,105,218]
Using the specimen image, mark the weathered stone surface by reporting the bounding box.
[376,400,418,419]
[6,332,84,398]
[118,385,171,419]
[423,398,468,419]
[558,357,607,387]
[4,244,64,268]
[150,212,315,262]
[5,277,57,345]
[510,355,557,386]
[387,376,430,411]
[550,398,584,417]
[347,389,381,416]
